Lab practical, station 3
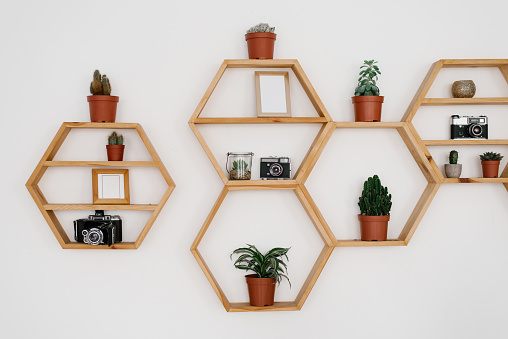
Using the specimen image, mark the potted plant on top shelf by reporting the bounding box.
[480,152,504,178]
[106,131,124,161]
[231,244,290,307]
[444,150,462,178]
[352,60,384,122]
[88,70,119,123]
[245,23,276,60]
[358,175,392,241]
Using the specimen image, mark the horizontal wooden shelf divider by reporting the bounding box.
[43,204,157,211]
[193,117,328,124]
[63,242,137,249]
[224,59,299,68]
[44,161,157,167]
[336,239,407,247]
[424,139,508,146]
[63,122,140,129]
[422,98,508,105]
[441,59,508,67]
[443,178,508,183]
[228,302,299,312]
[335,122,405,128]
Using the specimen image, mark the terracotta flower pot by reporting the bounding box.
[106,145,125,161]
[352,96,384,122]
[358,215,390,241]
[481,160,500,178]
[245,274,276,307]
[88,95,119,123]
[444,164,462,178]
[245,33,276,59]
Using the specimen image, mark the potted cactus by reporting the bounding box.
[352,60,384,122]
[230,159,251,180]
[87,70,119,123]
[358,175,392,241]
[106,131,124,161]
[245,23,276,59]
[480,152,504,178]
[231,244,290,307]
[444,150,462,178]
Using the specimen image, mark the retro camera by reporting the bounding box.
[74,210,122,247]
[450,115,488,139]
[260,157,291,179]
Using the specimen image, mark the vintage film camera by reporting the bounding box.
[260,157,291,179]
[74,210,122,247]
[450,115,488,139]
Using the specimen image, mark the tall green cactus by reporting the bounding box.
[358,175,392,216]
[90,70,112,95]
[108,131,123,145]
[449,150,458,164]
[232,159,248,171]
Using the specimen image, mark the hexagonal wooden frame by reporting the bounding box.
[402,59,508,186]
[190,185,335,312]
[305,122,441,247]
[26,122,175,249]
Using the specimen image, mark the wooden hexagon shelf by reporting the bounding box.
[308,122,440,247]
[26,122,175,249]
[403,59,508,184]
[190,185,335,312]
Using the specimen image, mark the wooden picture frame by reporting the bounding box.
[255,71,292,117]
[92,169,130,205]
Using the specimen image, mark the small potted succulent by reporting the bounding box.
[106,131,124,161]
[352,60,384,122]
[231,244,290,307]
[245,23,276,60]
[358,175,392,241]
[88,70,119,123]
[444,150,462,178]
[480,152,504,178]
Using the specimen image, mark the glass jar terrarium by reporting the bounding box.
[226,152,254,180]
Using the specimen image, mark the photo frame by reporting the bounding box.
[255,71,292,117]
[92,169,130,205]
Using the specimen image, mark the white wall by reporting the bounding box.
[2,0,508,338]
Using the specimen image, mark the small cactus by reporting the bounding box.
[449,150,459,164]
[232,159,248,171]
[358,175,392,216]
[90,70,112,95]
[108,131,123,145]
[480,152,503,161]
[246,23,275,34]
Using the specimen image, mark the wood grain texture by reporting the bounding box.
[424,139,508,146]
[422,98,508,105]
[43,204,157,210]
[193,117,328,124]
[443,178,508,183]
[44,161,156,167]
[335,122,405,129]
[336,240,406,247]
[441,59,508,67]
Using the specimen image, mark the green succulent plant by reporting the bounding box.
[232,159,248,171]
[449,150,459,164]
[358,175,392,216]
[480,152,504,161]
[354,60,381,96]
[108,131,123,145]
[246,23,275,33]
[231,244,290,287]
[90,70,112,95]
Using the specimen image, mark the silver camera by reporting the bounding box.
[450,115,488,139]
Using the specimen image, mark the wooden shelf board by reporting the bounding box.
[193,117,327,124]
[228,302,299,312]
[441,59,508,67]
[63,122,139,129]
[424,139,508,146]
[62,242,137,249]
[422,98,508,105]
[44,204,157,211]
[443,178,508,183]
[44,161,156,167]
[225,59,299,68]
[335,122,404,129]
[227,179,298,186]
[336,239,406,247]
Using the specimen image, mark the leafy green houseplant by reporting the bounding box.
[358,175,392,241]
[231,244,290,307]
[480,152,504,178]
[245,23,276,60]
[106,131,125,161]
[444,150,462,178]
[352,60,384,122]
[87,69,119,123]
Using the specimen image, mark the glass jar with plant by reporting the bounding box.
[352,60,384,122]
[358,174,392,241]
[226,152,253,180]
[230,244,290,307]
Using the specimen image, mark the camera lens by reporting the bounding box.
[86,228,103,245]
[269,163,283,176]
[469,124,483,137]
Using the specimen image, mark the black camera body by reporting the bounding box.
[260,157,291,180]
[74,210,122,247]
[450,115,488,139]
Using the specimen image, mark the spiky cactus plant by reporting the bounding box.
[480,152,503,161]
[358,175,392,216]
[108,131,123,145]
[449,150,459,164]
[232,159,248,171]
[90,70,112,95]
[246,23,275,33]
